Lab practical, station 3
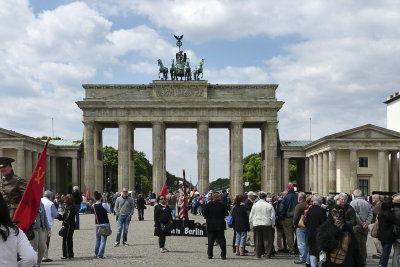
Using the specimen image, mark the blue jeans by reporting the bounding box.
[379,242,392,267]
[310,255,318,267]
[95,224,109,258]
[235,231,247,247]
[169,206,176,220]
[115,215,130,244]
[296,227,310,264]
[74,204,80,229]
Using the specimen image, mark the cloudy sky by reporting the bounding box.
[2,0,400,183]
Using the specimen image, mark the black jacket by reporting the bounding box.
[378,211,396,244]
[232,204,250,232]
[305,205,327,256]
[60,205,76,228]
[136,197,146,209]
[204,200,229,231]
[342,204,357,227]
[154,204,172,236]
[72,191,82,205]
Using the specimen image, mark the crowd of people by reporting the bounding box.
[1,153,400,266]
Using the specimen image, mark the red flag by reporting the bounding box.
[13,138,49,233]
[85,188,91,200]
[179,169,187,219]
[159,180,167,197]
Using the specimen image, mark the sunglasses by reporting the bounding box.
[160,198,165,200]
[123,191,128,193]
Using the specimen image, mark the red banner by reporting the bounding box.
[160,180,168,197]
[13,139,48,233]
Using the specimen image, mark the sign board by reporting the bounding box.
[170,220,207,237]
[244,182,249,186]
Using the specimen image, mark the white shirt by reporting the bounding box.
[41,197,58,228]
[0,226,37,267]
[249,199,276,227]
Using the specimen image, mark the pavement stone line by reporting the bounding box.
[44,205,386,266]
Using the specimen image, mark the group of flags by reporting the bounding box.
[159,169,197,220]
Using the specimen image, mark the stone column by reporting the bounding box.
[51,156,56,191]
[83,121,95,192]
[197,121,209,194]
[318,153,323,194]
[118,122,130,192]
[328,150,336,193]
[309,156,314,191]
[378,150,387,191]
[322,152,329,196]
[230,121,243,196]
[129,127,135,192]
[32,152,39,169]
[313,155,318,193]
[283,157,290,189]
[16,149,25,179]
[0,148,3,157]
[390,151,399,191]
[305,157,309,192]
[152,122,165,195]
[72,156,79,188]
[261,122,278,193]
[25,150,32,179]
[45,156,50,190]
[349,150,358,193]
[93,124,104,193]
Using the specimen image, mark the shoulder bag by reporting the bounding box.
[298,214,306,228]
[371,218,379,238]
[93,204,112,237]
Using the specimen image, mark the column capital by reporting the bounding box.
[197,120,209,125]
[231,120,244,126]
[118,121,130,127]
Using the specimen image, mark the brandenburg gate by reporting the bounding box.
[76,81,283,196]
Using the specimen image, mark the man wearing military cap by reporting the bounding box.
[0,157,27,219]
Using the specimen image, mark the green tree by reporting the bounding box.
[209,178,229,191]
[103,146,118,192]
[134,150,152,194]
[243,153,262,191]
[36,136,62,140]
[289,159,297,183]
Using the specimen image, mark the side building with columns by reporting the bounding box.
[0,128,83,194]
[280,124,400,195]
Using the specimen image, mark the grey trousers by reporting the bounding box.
[30,228,47,265]
[368,223,383,256]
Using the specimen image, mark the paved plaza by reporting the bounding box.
[43,205,386,266]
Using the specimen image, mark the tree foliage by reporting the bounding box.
[209,178,229,192]
[36,136,62,140]
[243,153,262,191]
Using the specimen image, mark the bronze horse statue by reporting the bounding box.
[157,59,168,80]
[184,59,191,80]
[193,59,204,80]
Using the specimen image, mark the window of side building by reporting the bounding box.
[359,157,368,167]
[358,179,369,196]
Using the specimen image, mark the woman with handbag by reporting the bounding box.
[154,195,172,253]
[93,191,111,259]
[57,195,76,259]
[232,194,250,256]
